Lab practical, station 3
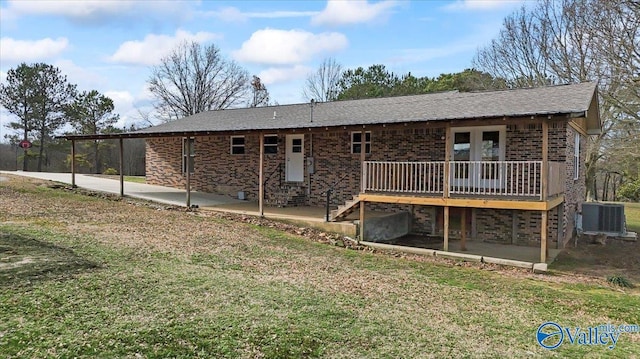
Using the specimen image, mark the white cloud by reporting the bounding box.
[444,0,523,11]
[108,29,221,66]
[202,6,318,22]
[0,37,69,63]
[54,59,106,90]
[258,65,312,85]
[311,0,399,26]
[233,29,348,66]
[5,0,193,25]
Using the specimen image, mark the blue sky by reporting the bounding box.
[0,0,526,139]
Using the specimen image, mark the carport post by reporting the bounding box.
[119,138,124,197]
[71,139,76,188]
[186,138,191,208]
[259,133,264,217]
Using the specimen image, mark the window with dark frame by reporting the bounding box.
[231,136,245,155]
[351,131,371,154]
[182,137,195,174]
[264,135,278,154]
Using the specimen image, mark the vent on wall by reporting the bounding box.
[581,203,625,233]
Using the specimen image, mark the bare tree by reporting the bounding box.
[148,41,250,122]
[303,58,343,102]
[473,0,640,200]
[249,76,270,107]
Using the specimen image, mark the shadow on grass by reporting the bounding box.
[0,232,99,287]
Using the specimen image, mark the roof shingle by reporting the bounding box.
[134,82,598,134]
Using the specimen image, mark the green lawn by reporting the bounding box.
[1,177,639,358]
[625,202,640,233]
[123,175,146,183]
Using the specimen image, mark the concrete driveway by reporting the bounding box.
[0,171,243,208]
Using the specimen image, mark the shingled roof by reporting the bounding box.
[137,82,598,133]
[62,82,600,140]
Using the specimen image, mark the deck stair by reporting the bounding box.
[330,195,361,221]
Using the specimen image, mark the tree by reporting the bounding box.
[337,64,400,100]
[335,65,506,100]
[303,58,343,102]
[0,64,37,170]
[473,0,640,200]
[0,63,76,171]
[148,41,250,121]
[249,76,270,107]
[67,90,119,173]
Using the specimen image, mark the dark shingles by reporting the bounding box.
[134,82,597,134]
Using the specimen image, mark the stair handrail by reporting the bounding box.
[323,172,352,222]
[263,163,283,202]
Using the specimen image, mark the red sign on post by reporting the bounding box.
[18,140,32,149]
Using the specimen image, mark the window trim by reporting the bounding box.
[230,135,245,155]
[182,137,195,174]
[351,131,371,154]
[263,134,278,155]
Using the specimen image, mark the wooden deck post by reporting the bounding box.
[541,119,549,201]
[359,200,365,243]
[460,208,467,251]
[259,133,265,217]
[444,123,451,198]
[541,210,548,263]
[444,206,450,251]
[119,138,124,197]
[360,129,366,193]
[71,139,76,188]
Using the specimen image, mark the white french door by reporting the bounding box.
[451,126,506,190]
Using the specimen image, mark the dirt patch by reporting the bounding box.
[553,236,640,283]
[0,232,99,287]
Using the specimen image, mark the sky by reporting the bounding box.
[0,0,527,141]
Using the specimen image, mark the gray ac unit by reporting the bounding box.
[582,203,625,233]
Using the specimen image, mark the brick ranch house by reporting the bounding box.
[65,82,600,262]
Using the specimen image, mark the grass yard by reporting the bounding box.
[625,202,640,234]
[123,175,146,184]
[1,175,639,358]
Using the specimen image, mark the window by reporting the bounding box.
[351,131,371,154]
[264,135,278,154]
[182,137,195,174]
[231,136,245,155]
[574,132,580,180]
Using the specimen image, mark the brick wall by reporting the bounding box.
[308,126,446,207]
[145,119,575,249]
[562,126,586,245]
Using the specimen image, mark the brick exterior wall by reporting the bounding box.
[145,119,583,248]
[563,125,587,246]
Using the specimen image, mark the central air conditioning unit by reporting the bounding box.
[581,203,625,233]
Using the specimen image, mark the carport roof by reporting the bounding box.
[62,82,600,140]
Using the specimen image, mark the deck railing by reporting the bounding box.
[362,161,445,193]
[363,160,565,200]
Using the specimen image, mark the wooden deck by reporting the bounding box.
[359,192,564,211]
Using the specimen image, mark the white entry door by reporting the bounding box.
[286,134,304,182]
